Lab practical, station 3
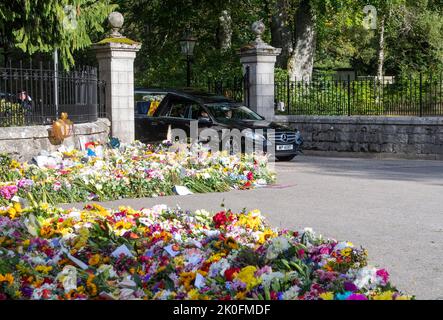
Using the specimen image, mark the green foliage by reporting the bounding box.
[0,0,116,69]
[0,99,25,127]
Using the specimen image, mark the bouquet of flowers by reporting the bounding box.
[0,142,275,205]
[0,202,412,300]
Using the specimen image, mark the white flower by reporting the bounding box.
[97,264,118,279]
[261,272,285,288]
[208,258,230,278]
[283,285,300,300]
[266,236,290,260]
[31,283,57,300]
[353,266,378,289]
[56,265,78,293]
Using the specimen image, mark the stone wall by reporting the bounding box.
[274,115,443,160]
[0,118,111,161]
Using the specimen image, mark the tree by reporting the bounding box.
[0,0,116,68]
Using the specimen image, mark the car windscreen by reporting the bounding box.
[205,104,263,122]
[135,92,166,116]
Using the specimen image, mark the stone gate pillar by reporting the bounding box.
[92,12,141,144]
[239,21,281,120]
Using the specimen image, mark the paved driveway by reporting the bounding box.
[64,156,443,300]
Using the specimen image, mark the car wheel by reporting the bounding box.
[276,155,297,162]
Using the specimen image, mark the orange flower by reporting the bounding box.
[0,273,14,286]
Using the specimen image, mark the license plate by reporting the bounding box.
[277,145,294,151]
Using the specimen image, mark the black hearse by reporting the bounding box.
[134,89,303,161]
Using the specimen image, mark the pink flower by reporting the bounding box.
[319,247,330,255]
[347,294,368,300]
[376,269,390,285]
[53,181,62,191]
[0,185,18,200]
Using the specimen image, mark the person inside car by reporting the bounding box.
[199,110,209,119]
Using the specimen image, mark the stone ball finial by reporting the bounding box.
[108,11,124,38]
[251,20,265,42]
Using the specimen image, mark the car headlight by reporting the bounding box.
[243,130,266,142]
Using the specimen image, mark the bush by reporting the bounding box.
[0,99,25,127]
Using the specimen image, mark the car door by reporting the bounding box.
[134,91,168,143]
[156,95,202,142]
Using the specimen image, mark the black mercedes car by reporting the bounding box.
[134,89,303,161]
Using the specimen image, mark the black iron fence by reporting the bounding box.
[0,60,106,127]
[275,73,443,117]
[194,66,250,106]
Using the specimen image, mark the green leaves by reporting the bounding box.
[1,0,116,69]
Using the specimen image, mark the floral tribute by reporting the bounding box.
[0,203,412,300]
[0,142,275,205]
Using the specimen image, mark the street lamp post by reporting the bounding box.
[180,29,197,87]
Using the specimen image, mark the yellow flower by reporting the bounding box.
[341,248,353,257]
[180,272,196,290]
[9,160,20,169]
[258,229,277,245]
[86,275,98,297]
[373,291,395,300]
[7,207,17,219]
[187,289,202,300]
[235,291,247,300]
[0,273,14,285]
[39,224,55,238]
[88,254,101,266]
[237,211,263,231]
[224,237,239,250]
[206,252,226,263]
[114,221,132,230]
[13,202,23,213]
[319,292,334,300]
[236,266,261,291]
[35,265,53,274]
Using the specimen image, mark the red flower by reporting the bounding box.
[298,249,305,258]
[243,181,252,189]
[270,291,278,300]
[224,268,240,281]
[213,211,230,228]
[247,171,254,181]
[85,142,95,150]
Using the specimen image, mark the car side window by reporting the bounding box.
[189,105,209,120]
[163,97,200,119]
[134,93,166,116]
[166,102,188,118]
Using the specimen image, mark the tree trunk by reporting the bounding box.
[377,17,385,80]
[271,0,292,68]
[289,0,316,82]
[217,10,232,51]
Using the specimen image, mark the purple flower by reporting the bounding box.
[17,179,34,190]
[21,287,33,298]
[344,282,359,292]
[346,294,368,301]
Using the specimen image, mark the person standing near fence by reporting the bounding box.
[17,91,34,117]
